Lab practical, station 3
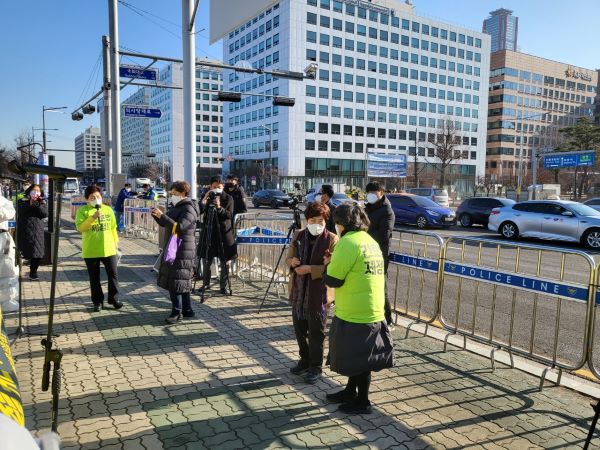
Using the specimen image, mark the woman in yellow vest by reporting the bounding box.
[75,186,122,312]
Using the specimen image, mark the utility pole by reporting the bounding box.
[102,35,113,195]
[108,0,122,193]
[182,0,197,198]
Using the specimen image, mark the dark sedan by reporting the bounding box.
[252,189,292,208]
[456,197,516,227]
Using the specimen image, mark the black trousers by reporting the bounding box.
[292,314,326,370]
[202,257,229,290]
[346,371,372,403]
[383,257,393,325]
[84,256,119,306]
[30,257,41,276]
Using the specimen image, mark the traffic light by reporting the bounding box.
[217,92,242,102]
[82,104,96,114]
[273,96,295,107]
[71,112,84,121]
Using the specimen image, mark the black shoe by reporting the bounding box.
[182,310,195,318]
[326,389,357,404]
[220,287,228,295]
[108,300,123,310]
[338,400,372,415]
[165,314,182,324]
[93,303,103,312]
[28,273,39,281]
[290,361,309,375]
[304,368,321,384]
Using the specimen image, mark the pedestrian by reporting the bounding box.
[198,176,236,295]
[13,180,31,206]
[75,185,122,312]
[323,203,394,414]
[114,183,136,232]
[315,184,337,233]
[286,202,338,384]
[151,181,199,323]
[364,181,395,326]
[225,174,247,225]
[140,183,158,201]
[17,184,47,280]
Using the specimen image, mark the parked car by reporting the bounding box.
[584,198,600,212]
[154,188,167,199]
[406,187,450,207]
[388,194,456,229]
[252,190,292,208]
[488,200,600,249]
[456,197,516,228]
[305,192,355,207]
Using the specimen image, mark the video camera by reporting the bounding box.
[206,189,223,207]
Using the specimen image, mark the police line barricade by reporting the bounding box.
[586,263,600,379]
[123,198,166,242]
[388,230,445,337]
[438,236,595,389]
[69,196,113,220]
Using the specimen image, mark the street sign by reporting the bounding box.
[367,152,407,178]
[543,150,595,169]
[251,176,257,186]
[119,65,158,81]
[123,106,162,119]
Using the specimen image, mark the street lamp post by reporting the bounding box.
[252,125,272,188]
[42,106,67,196]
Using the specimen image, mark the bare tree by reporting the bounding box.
[428,119,463,188]
[13,129,34,164]
[129,162,160,180]
[474,175,495,196]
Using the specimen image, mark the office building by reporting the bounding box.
[121,87,151,176]
[220,0,491,194]
[483,8,518,53]
[75,126,103,174]
[595,69,600,126]
[149,60,223,183]
[486,50,597,185]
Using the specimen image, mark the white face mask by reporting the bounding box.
[335,224,344,236]
[212,187,223,194]
[88,198,102,207]
[366,193,379,204]
[125,188,131,192]
[315,194,322,203]
[307,223,325,236]
[170,195,184,206]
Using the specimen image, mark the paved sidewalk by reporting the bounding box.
[6,218,600,449]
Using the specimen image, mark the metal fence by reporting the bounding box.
[123,198,166,242]
[69,196,112,220]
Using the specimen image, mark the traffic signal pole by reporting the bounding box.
[109,0,122,193]
[102,35,113,195]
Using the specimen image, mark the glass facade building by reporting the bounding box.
[122,87,151,176]
[483,8,518,53]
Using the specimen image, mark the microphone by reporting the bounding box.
[94,204,101,224]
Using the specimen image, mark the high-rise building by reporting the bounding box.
[594,69,600,126]
[220,0,491,195]
[483,8,518,53]
[121,87,151,176]
[74,126,103,174]
[486,50,597,185]
[149,60,223,184]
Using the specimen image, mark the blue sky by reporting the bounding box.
[1,0,598,168]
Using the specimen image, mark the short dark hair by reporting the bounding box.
[366,181,384,193]
[304,201,330,221]
[210,175,222,185]
[124,183,131,188]
[320,184,334,198]
[226,174,238,182]
[142,183,150,189]
[170,181,190,196]
[84,185,102,199]
[333,203,370,232]
[24,184,41,197]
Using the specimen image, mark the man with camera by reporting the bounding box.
[198,176,236,295]
[225,174,247,225]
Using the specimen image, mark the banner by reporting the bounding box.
[367,152,407,178]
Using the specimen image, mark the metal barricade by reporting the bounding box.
[388,230,445,337]
[439,236,595,388]
[586,264,600,379]
[0,311,24,427]
[69,196,112,219]
[123,198,166,242]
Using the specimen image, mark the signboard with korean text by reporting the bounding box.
[119,65,158,81]
[123,106,162,119]
[543,151,595,169]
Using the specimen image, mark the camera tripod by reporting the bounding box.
[258,206,302,313]
[194,203,232,303]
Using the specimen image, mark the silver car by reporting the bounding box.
[488,200,600,249]
[584,198,600,212]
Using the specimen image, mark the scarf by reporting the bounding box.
[291,228,332,320]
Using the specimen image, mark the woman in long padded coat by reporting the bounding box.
[151,181,199,323]
[17,184,48,280]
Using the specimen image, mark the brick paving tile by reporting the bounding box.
[5,212,600,449]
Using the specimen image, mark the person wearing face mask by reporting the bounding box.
[225,174,247,226]
[151,181,199,323]
[13,180,31,206]
[198,176,236,295]
[285,202,338,384]
[364,181,395,326]
[17,184,47,280]
[114,183,136,232]
[322,203,393,415]
[76,186,122,312]
[140,183,158,201]
[315,184,337,234]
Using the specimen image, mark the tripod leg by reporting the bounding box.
[584,400,600,450]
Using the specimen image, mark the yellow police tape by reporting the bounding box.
[0,311,24,426]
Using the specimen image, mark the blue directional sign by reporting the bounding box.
[123,106,162,119]
[543,151,595,169]
[119,65,157,81]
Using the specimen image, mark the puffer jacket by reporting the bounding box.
[365,195,395,270]
[154,198,199,293]
[17,198,48,259]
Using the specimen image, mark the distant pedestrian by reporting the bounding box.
[323,203,393,414]
[140,183,158,201]
[225,174,247,225]
[364,181,395,325]
[115,183,136,232]
[151,181,199,323]
[17,184,47,280]
[76,185,122,312]
[315,184,337,234]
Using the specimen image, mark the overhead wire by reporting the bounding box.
[74,52,102,109]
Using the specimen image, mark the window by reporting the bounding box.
[305,139,315,151]
[305,121,315,132]
[307,12,317,24]
[318,140,328,151]
[305,85,316,97]
[320,15,330,28]
[306,49,316,61]
[306,103,316,115]
[319,122,328,133]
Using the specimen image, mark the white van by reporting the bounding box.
[407,187,449,207]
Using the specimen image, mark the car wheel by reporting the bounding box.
[416,215,428,229]
[583,229,600,249]
[499,221,519,240]
[270,200,278,209]
[459,214,473,228]
[253,201,259,208]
